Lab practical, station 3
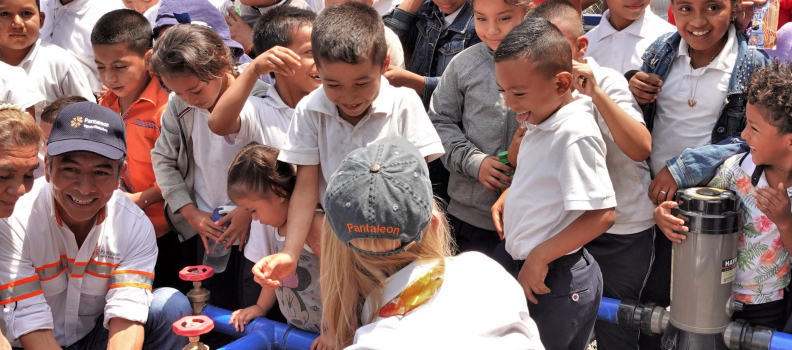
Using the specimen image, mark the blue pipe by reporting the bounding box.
[771,331,792,350]
[597,297,620,324]
[202,305,319,350]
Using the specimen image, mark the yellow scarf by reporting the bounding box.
[378,260,446,318]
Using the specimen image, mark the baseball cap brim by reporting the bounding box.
[47,139,125,160]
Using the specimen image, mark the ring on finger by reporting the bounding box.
[659,190,667,195]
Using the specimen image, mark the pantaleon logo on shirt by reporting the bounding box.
[347,223,401,235]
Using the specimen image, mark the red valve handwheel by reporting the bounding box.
[173,315,214,337]
[179,265,214,281]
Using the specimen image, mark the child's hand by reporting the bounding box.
[310,333,333,350]
[383,66,425,93]
[755,183,792,231]
[252,252,297,289]
[629,72,663,104]
[224,7,254,52]
[491,189,508,240]
[571,59,600,97]
[648,166,678,205]
[253,46,302,77]
[478,156,514,192]
[508,123,527,167]
[519,251,550,304]
[182,206,225,253]
[654,201,688,243]
[216,207,253,251]
[229,305,265,332]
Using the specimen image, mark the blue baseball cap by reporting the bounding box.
[324,137,433,257]
[47,102,126,160]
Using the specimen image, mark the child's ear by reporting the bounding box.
[784,132,792,150]
[555,71,573,95]
[431,211,441,229]
[380,54,391,75]
[38,12,45,28]
[576,36,589,59]
[144,49,153,64]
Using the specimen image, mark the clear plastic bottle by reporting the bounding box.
[202,206,235,273]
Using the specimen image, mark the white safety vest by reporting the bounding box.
[0,180,157,347]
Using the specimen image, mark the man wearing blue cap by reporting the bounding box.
[0,102,191,350]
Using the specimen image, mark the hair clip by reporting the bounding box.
[0,103,26,113]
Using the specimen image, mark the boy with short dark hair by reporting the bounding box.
[255,2,445,288]
[494,17,616,350]
[91,9,179,289]
[0,0,94,119]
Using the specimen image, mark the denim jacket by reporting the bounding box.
[384,1,480,108]
[638,30,769,187]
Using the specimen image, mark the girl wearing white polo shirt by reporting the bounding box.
[628,0,770,346]
[320,137,543,350]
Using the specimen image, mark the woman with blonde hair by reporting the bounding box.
[321,137,544,350]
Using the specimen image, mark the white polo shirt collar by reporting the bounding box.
[594,9,652,42]
[18,38,41,68]
[677,25,737,73]
[49,0,91,15]
[306,76,395,122]
[533,102,580,131]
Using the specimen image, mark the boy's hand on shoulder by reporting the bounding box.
[571,60,601,97]
[229,304,265,332]
[383,66,425,94]
[629,72,663,105]
[654,201,688,243]
[252,252,298,289]
[253,47,302,77]
[216,207,253,251]
[648,167,677,205]
[508,123,527,167]
[224,7,254,51]
[519,251,551,304]
[478,156,514,192]
[755,183,792,231]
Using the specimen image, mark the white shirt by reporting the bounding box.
[192,108,245,213]
[278,77,444,202]
[15,39,95,121]
[504,96,616,260]
[575,58,654,234]
[350,252,544,350]
[0,61,44,109]
[225,91,293,263]
[144,0,233,27]
[443,6,463,28]
[585,9,675,74]
[0,180,156,347]
[40,0,125,94]
[650,26,737,175]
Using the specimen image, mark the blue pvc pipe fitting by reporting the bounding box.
[771,331,792,350]
[202,305,319,350]
[597,297,621,324]
[218,331,272,350]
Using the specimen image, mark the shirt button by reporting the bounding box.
[717,127,726,133]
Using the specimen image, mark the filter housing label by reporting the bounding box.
[722,257,737,284]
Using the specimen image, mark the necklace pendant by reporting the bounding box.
[688,99,697,107]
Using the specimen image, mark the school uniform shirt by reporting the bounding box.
[40,0,125,94]
[0,61,43,109]
[574,58,655,234]
[0,180,156,347]
[192,108,245,214]
[349,252,544,349]
[225,90,293,263]
[585,8,675,74]
[14,39,95,121]
[503,95,616,260]
[649,26,737,176]
[277,77,445,203]
[709,153,792,305]
[99,75,169,237]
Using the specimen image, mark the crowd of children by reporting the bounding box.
[2,0,792,348]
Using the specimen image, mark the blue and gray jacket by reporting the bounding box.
[632,30,770,187]
[384,1,481,108]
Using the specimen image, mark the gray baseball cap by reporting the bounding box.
[324,137,433,257]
